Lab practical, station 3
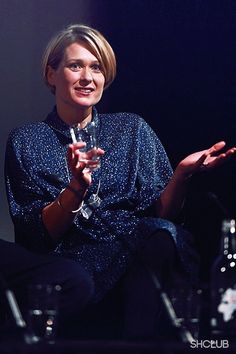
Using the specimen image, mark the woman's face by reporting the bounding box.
[48,42,105,112]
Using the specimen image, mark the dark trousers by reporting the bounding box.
[0,239,94,337]
[75,230,185,341]
[123,230,182,339]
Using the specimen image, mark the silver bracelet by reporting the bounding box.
[57,188,84,214]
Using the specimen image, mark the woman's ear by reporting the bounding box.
[47,66,56,86]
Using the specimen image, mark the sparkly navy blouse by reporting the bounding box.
[5,107,198,302]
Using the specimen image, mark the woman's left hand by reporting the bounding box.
[175,141,236,180]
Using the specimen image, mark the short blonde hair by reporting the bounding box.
[42,24,116,94]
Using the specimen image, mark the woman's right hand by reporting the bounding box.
[67,142,105,189]
[42,141,105,240]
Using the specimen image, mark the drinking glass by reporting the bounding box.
[169,286,202,339]
[70,121,100,171]
[27,284,60,343]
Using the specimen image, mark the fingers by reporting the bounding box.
[225,147,236,156]
[197,143,236,172]
[202,149,236,171]
[194,153,208,170]
[69,144,105,157]
[70,142,86,150]
[67,144,83,169]
[204,142,236,162]
[70,144,105,165]
[207,143,236,159]
[207,141,226,155]
[68,143,103,176]
[67,144,73,164]
[85,147,105,160]
[97,148,105,155]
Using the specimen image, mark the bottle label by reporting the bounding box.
[218,288,236,322]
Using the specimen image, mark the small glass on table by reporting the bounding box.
[169,286,202,340]
[27,284,61,344]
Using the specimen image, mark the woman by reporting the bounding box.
[5,24,236,339]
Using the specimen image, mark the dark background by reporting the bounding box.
[1,0,236,281]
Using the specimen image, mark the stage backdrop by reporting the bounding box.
[1,0,236,277]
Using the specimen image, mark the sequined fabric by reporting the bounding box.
[5,107,198,302]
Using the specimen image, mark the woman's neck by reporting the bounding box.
[56,104,92,128]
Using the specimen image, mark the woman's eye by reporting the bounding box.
[68,63,81,71]
[67,62,102,73]
[91,64,101,72]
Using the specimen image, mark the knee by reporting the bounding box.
[69,264,94,308]
[53,260,94,315]
[140,230,177,269]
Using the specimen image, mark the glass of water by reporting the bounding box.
[169,286,202,340]
[27,284,60,343]
[70,121,100,171]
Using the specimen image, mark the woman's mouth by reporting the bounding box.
[75,87,94,95]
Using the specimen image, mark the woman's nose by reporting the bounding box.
[80,67,93,82]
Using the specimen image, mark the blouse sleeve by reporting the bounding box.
[4,128,54,252]
[135,117,173,212]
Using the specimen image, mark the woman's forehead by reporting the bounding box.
[63,42,99,61]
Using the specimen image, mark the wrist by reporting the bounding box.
[173,166,191,182]
[69,178,88,198]
[57,189,84,214]
[55,179,87,215]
